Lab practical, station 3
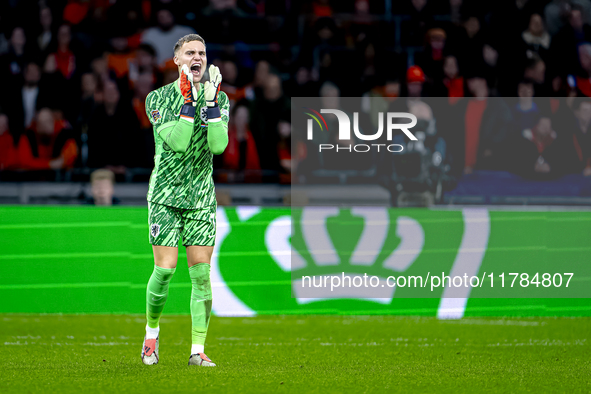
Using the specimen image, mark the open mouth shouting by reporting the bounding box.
[190,63,201,78]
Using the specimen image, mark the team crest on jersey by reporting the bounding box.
[200,107,208,123]
[150,224,160,238]
[151,110,161,122]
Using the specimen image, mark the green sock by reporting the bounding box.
[146,266,176,329]
[189,263,212,349]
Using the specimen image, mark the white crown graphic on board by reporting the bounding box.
[265,207,425,304]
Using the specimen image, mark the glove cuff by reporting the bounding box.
[207,105,221,120]
[180,104,196,123]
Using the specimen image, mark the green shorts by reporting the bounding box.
[148,202,217,247]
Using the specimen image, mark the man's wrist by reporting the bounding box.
[180,104,196,123]
[207,105,221,120]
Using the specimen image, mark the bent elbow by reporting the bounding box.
[211,146,225,155]
[171,143,188,154]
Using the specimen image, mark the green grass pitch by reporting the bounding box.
[1,315,589,393]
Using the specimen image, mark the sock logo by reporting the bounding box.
[150,224,160,238]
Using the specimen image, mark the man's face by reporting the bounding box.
[444,56,458,78]
[24,64,41,85]
[92,179,114,206]
[570,10,583,30]
[174,41,207,82]
[407,81,423,97]
[36,109,54,135]
[518,83,534,98]
[157,10,174,30]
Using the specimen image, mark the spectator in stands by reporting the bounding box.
[41,50,78,123]
[277,113,292,183]
[442,55,464,103]
[16,108,78,170]
[286,66,320,97]
[200,0,255,44]
[131,73,155,168]
[141,8,195,66]
[47,24,76,80]
[251,73,290,171]
[36,7,54,54]
[512,80,541,132]
[223,103,260,172]
[5,62,54,133]
[247,60,271,99]
[406,65,426,98]
[107,35,134,80]
[544,0,591,37]
[521,13,551,62]
[128,44,162,90]
[549,6,591,79]
[416,28,448,83]
[87,80,139,171]
[78,72,98,126]
[572,98,591,176]
[0,113,18,170]
[399,0,434,47]
[511,116,572,179]
[88,168,119,206]
[219,59,249,107]
[451,74,512,175]
[90,55,112,86]
[0,26,28,86]
[575,43,591,97]
[523,54,548,96]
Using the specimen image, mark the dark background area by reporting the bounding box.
[1,0,591,205]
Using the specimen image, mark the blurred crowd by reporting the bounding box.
[1,0,591,185]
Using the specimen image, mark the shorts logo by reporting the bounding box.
[200,107,208,123]
[150,224,160,238]
[151,110,161,122]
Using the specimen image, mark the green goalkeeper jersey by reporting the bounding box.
[145,79,229,210]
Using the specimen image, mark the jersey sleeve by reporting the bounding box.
[145,89,194,154]
[206,91,230,155]
[145,90,168,127]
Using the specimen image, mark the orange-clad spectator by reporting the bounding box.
[132,73,154,129]
[0,113,18,170]
[17,108,78,170]
[223,104,260,171]
[107,36,134,79]
[443,56,464,104]
[47,25,76,80]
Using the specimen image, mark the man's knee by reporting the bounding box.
[153,245,178,268]
[187,246,213,267]
[189,263,212,300]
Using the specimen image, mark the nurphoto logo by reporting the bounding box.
[304,108,418,153]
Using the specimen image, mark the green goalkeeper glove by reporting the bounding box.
[204,65,222,108]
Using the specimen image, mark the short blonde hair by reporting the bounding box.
[91,169,115,184]
[173,34,206,56]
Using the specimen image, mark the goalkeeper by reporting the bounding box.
[141,34,229,367]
